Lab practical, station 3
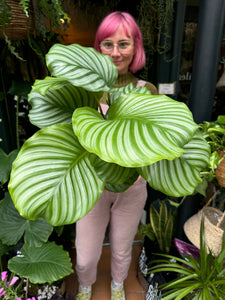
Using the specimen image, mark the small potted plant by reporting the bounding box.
[147,220,225,299]
[199,115,225,188]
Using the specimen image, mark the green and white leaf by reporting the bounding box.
[73,93,198,168]
[32,77,70,95]
[138,131,211,196]
[105,172,139,193]
[8,242,73,284]
[0,193,53,247]
[91,156,137,185]
[8,124,105,226]
[108,83,151,105]
[46,43,118,92]
[28,83,100,128]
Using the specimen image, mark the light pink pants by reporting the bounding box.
[75,177,147,287]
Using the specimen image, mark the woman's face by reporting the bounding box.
[100,24,135,75]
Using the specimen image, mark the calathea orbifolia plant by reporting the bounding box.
[8,43,210,227]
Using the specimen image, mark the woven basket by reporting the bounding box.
[184,192,225,256]
[0,0,35,40]
[215,151,225,187]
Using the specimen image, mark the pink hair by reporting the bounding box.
[94,11,146,73]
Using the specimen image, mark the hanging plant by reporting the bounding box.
[138,0,176,62]
[0,0,70,59]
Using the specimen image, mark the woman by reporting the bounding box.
[75,11,157,300]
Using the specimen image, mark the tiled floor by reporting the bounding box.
[65,241,146,299]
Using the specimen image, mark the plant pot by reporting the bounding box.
[215,150,225,187]
[138,240,178,293]
[0,0,35,40]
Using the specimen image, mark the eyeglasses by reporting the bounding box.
[99,41,133,53]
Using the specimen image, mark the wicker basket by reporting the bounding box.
[0,0,35,40]
[184,192,225,256]
[215,151,225,187]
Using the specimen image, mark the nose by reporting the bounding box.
[111,45,121,56]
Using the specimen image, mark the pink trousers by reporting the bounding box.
[75,177,147,287]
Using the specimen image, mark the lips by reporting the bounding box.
[113,60,122,65]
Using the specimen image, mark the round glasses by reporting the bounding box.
[100,41,133,53]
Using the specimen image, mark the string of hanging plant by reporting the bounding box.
[138,0,176,59]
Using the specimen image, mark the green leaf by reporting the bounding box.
[73,93,197,168]
[8,124,105,226]
[108,83,151,105]
[104,172,139,193]
[217,115,225,124]
[91,155,139,192]
[139,131,210,196]
[91,156,136,185]
[0,192,27,245]
[0,148,19,184]
[0,240,11,257]
[32,77,72,95]
[28,82,100,128]
[8,80,32,97]
[46,43,118,92]
[8,242,73,284]
[0,193,53,247]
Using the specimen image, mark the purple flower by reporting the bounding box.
[17,298,22,300]
[1,271,8,281]
[9,276,19,286]
[0,288,5,297]
[27,297,36,300]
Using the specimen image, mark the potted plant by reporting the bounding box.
[0,0,70,59]
[139,200,177,255]
[199,115,225,186]
[0,148,73,299]
[6,42,211,227]
[147,220,225,299]
[137,199,178,294]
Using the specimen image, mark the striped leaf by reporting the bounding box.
[46,43,118,92]
[104,172,139,193]
[91,156,136,185]
[32,77,70,95]
[138,131,211,196]
[8,124,105,226]
[91,156,139,192]
[73,93,198,167]
[28,82,100,128]
[108,83,151,105]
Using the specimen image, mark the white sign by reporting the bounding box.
[158,82,175,95]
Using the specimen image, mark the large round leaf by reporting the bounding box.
[8,124,105,226]
[138,131,210,196]
[46,43,118,92]
[8,242,73,284]
[28,82,100,128]
[91,156,136,185]
[72,93,198,167]
[0,193,53,247]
